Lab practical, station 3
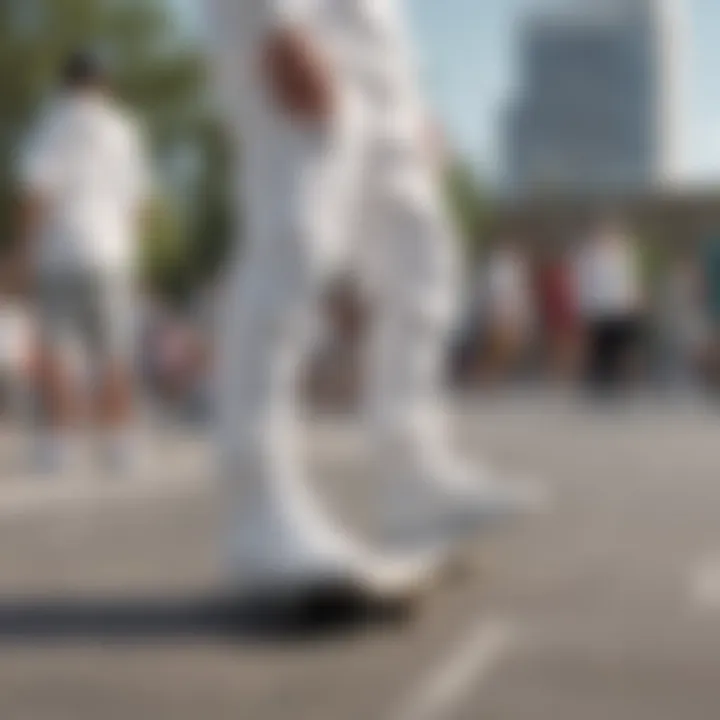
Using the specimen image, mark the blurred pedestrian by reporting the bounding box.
[481,238,535,384]
[14,50,150,474]
[657,247,707,392]
[574,217,645,393]
[536,238,581,383]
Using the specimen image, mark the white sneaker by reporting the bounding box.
[382,466,548,551]
[226,508,445,610]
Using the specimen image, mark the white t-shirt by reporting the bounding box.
[575,236,641,320]
[19,93,149,276]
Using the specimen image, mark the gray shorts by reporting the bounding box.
[36,271,136,365]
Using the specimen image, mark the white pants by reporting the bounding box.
[217,89,461,518]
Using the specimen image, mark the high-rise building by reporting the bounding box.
[504,0,685,197]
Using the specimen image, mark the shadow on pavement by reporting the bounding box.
[0,591,416,646]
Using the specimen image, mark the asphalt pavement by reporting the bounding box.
[0,394,719,720]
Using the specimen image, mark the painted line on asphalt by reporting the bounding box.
[692,557,720,609]
[0,464,209,517]
[390,618,517,720]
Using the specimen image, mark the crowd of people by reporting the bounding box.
[5,216,720,428]
[455,219,720,397]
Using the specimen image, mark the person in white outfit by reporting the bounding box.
[574,217,645,391]
[207,0,538,606]
[13,52,149,475]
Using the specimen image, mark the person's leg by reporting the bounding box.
[95,361,133,428]
[364,162,459,472]
[605,318,626,390]
[84,273,139,474]
[363,139,542,549]
[33,276,85,473]
[218,107,442,600]
[621,316,645,388]
[589,319,610,392]
[33,343,82,473]
[217,211,331,548]
[94,358,136,473]
[35,341,79,429]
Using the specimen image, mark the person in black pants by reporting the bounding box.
[575,217,645,394]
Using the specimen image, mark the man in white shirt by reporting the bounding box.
[14,51,148,474]
[207,0,539,608]
[574,217,645,390]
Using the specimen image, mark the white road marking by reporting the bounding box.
[391,618,517,720]
[0,473,209,517]
[692,557,720,609]
[0,449,211,517]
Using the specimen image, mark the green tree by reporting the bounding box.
[444,161,491,259]
[0,0,233,297]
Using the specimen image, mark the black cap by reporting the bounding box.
[61,50,107,88]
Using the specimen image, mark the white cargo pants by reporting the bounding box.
[216,75,461,524]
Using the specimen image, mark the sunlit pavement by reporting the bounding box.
[0,394,719,720]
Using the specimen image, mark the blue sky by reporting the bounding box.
[178,0,720,185]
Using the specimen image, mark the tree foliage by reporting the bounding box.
[444,161,491,259]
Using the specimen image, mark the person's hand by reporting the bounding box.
[261,26,336,122]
